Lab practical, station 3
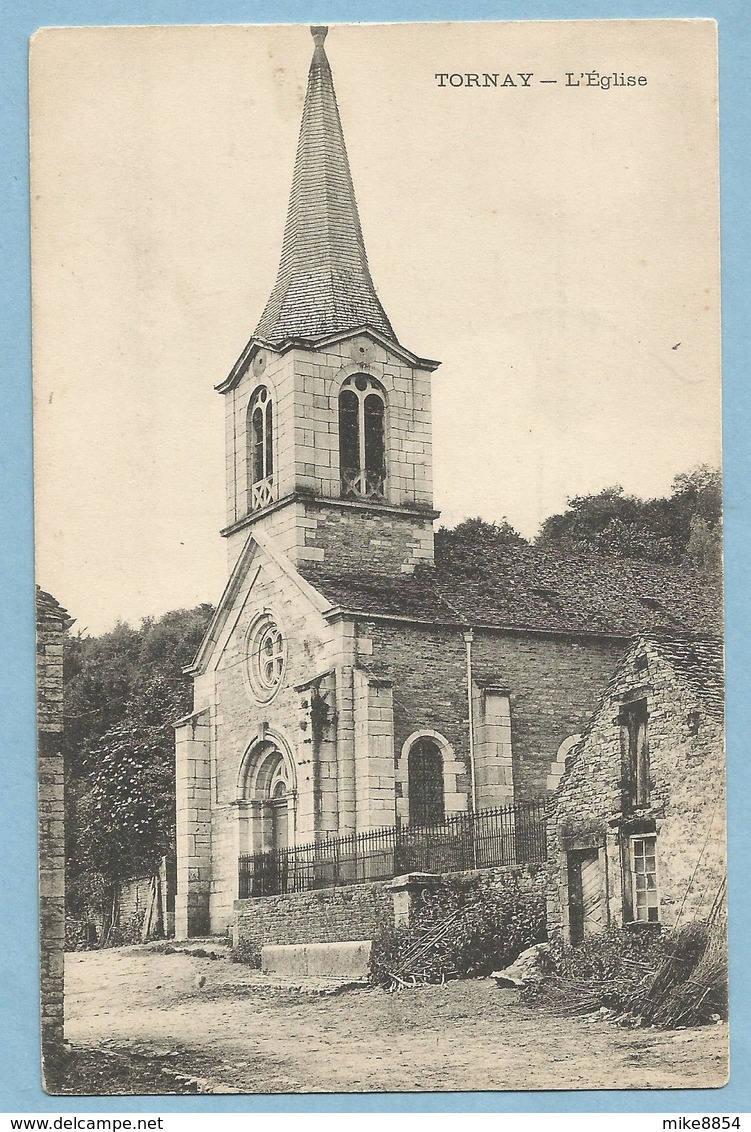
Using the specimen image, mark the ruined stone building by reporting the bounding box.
[175,27,722,938]
[37,586,73,1067]
[547,634,725,943]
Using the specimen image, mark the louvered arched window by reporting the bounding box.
[339,375,386,501]
[248,386,274,511]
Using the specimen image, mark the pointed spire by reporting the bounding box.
[254,26,397,345]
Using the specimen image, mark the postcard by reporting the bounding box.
[30,19,725,1095]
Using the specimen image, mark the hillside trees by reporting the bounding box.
[434,468,721,576]
[64,604,213,914]
[534,466,721,573]
[434,517,529,571]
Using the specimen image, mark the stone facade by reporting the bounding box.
[360,621,625,807]
[221,333,436,575]
[175,532,628,937]
[37,588,73,1067]
[546,635,725,943]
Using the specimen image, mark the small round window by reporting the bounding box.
[246,614,286,701]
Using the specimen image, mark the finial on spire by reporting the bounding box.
[310,25,328,46]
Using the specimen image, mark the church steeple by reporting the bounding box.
[220,25,439,574]
[254,26,396,345]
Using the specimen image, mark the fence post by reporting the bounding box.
[333,836,340,887]
[390,871,443,927]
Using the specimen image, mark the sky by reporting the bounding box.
[30,19,721,635]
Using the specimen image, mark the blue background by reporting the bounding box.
[2,0,749,1114]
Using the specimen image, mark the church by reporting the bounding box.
[174,26,721,939]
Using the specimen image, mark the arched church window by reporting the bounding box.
[245,613,286,701]
[338,375,386,500]
[248,386,274,511]
[408,738,445,827]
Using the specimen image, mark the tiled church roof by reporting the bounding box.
[254,27,396,346]
[300,545,722,637]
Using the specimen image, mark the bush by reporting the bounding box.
[555,925,665,982]
[370,877,546,989]
[102,912,144,948]
[65,918,98,952]
[230,936,262,968]
[523,920,727,1028]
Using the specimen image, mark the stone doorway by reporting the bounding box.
[567,847,605,944]
[237,738,296,858]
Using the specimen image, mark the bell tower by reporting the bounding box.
[218,26,440,576]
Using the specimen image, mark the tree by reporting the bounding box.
[86,675,183,882]
[683,515,723,576]
[64,604,214,914]
[535,466,722,573]
[435,517,528,574]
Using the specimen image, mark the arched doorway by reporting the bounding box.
[237,738,296,898]
[237,738,296,856]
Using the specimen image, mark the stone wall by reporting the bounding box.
[118,871,173,940]
[302,499,435,574]
[361,619,624,804]
[37,589,72,1067]
[547,638,726,941]
[234,863,550,952]
[118,875,153,925]
[442,862,550,905]
[234,879,395,952]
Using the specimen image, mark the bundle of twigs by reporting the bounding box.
[532,914,727,1029]
[648,950,727,1028]
[381,910,463,991]
[640,922,709,1014]
[642,916,727,1028]
[528,971,656,1018]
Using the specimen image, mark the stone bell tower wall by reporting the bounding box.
[222,333,437,574]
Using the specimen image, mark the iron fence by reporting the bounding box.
[238,800,547,899]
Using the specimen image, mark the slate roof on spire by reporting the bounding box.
[254,26,397,346]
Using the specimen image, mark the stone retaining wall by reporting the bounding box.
[444,862,549,901]
[234,879,395,952]
[234,862,550,952]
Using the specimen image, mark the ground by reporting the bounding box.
[57,944,729,1095]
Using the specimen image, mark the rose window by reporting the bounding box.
[246,615,286,701]
[258,623,284,689]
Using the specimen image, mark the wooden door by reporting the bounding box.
[270,782,289,893]
[271,783,288,853]
[568,848,604,944]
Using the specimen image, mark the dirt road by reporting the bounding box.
[64,945,728,1094]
